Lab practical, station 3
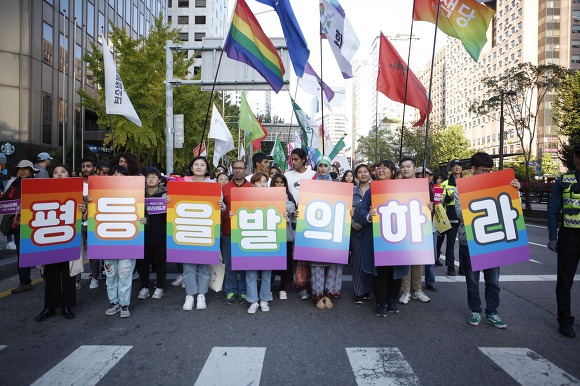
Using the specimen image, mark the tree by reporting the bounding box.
[469,62,570,182]
[553,71,580,170]
[541,152,558,176]
[428,125,472,167]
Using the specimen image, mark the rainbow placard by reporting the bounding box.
[19,178,83,267]
[166,181,221,265]
[294,180,352,264]
[371,178,434,266]
[456,169,530,270]
[87,176,145,259]
[231,187,286,270]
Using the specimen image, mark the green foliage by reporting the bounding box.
[504,156,531,181]
[540,152,558,176]
[553,71,580,170]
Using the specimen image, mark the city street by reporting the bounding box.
[0,223,578,385]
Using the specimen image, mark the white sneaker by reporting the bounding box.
[299,289,309,300]
[138,288,150,300]
[279,290,288,300]
[183,295,194,311]
[6,241,16,250]
[260,301,270,312]
[196,294,207,309]
[76,281,81,290]
[105,303,121,316]
[171,275,184,287]
[247,302,259,314]
[120,306,130,318]
[412,290,430,303]
[399,292,411,304]
[152,288,164,299]
[89,278,99,289]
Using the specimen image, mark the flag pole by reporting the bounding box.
[319,27,325,155]
[399,4,417,162]
[197,49,225,156]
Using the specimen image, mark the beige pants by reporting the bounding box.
[400,265,422,293]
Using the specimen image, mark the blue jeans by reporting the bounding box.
[221,236,246,296]
[245,270,272,303]
[183,263,210,295]
[424,232,437,286]
[459,244,500,315]
[104,259,136,307]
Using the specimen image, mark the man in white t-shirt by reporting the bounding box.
[284,148,315,204]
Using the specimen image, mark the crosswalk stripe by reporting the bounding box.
[194,347,266,386]
[479,347,579,385]
[0,345,6,351]
[346,347,421,386]
[436,274,580,283]
[31,345,132,386]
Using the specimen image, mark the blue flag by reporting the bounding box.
[256,0,310,77]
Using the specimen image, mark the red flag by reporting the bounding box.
[376,33,431,127]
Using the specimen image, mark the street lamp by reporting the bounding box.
[491,89,516,170]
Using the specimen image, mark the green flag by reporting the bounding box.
[328,137,346,160]
[271,135,287,171]
[291,97,320,150]
[239,92,267,150]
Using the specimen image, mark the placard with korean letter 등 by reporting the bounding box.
[87,176,145,259]
[456,169,530,271]
[19,178,83,267]
[231,187,286,270]
[294,180,352,264]
[166,181,221,265]
[371,179,434,266]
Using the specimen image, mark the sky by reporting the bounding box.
[227,0,447,121]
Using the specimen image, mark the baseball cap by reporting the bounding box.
[450,159,462,167]
[37,152,53,161]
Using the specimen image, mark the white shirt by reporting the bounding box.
[284,168,315,204]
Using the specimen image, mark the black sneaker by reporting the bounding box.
[362,293,371,300]
[388,299,399,314]
[375,304,387,317]
[354,296,364,304]
[447,268,457,276]
[435,259,443,266]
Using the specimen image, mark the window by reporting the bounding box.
[98,11,105,36]
[194,50,202,58]
[194,66,201,76]
[59,33,68,73]
[140,12,144,36]
[195,15,206,24]
[87,1,94,37]
[60,0,68,14]
[42,94,52,145]
[195,0,206,6]
[75,0,82,24]
[168,15,172,23]
[573,26,580,33]
[42,22,53,65]
[86,47,94,87]
[126,0,131,23]
[573,40,580,48]
[194,32,205,41]
[58,99,67,147]
[178,0,188,7]
[572,55,580,63]
[179,32,188,41]
[178,15,189,24]
[133,4,138,31]
[75,44,82,80]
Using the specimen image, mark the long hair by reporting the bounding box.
[110,152,141,176]
[270,173,297,207]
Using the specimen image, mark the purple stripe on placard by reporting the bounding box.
[20,247,80,267]
[0,200,19,215]
[88,245,144,260]
[374,250,435,266]
[145,197,167,214]
[471,245,531,271]
[293,246,348,264]
[232,256,286,271]
[166,249,221,265]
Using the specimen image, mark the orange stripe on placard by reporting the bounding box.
[456,169,515,194]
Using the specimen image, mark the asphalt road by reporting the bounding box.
[0,223,578,386]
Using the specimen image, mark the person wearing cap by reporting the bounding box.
[439,159,464,275]
[34,152,53,178]
[547,145,580,338]
[0,160,38,293]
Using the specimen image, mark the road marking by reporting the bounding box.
[0,345,6,351]
[0,277,45,300]
[195,347,266,386]
[529,242,547,248]
[31,345,132,386]
[345,347,421,386]
[435,274,580,283]
[526,224,547,229]
[528,259,543,264]
[479,347,579,385]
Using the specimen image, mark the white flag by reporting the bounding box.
[209,104,235,167]
[102,40,142,127]
[298,62,335,107]
[291,99,321,150]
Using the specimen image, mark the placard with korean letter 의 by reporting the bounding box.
[19,178,83,267]
[87,176,145,259]
[294,180,352,264]
[231,187,286,270]
[456,169,530,271]
[166,181,221,265]
[371,178,434,266]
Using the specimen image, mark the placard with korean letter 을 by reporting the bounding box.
[371,178,434,266]
[87,176,145,260]
[294,180,352,264]
[19,178,84,267]
[456,169,531,271]
[231,187,287,270]
[166,181,222,265]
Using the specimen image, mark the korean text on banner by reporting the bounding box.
[20,178,83,267]
[371,179,434,266]
[456,169,530,271]
[87,176,145,260]
[231,187,286,270]
[166,181,221,265]
[294,180,352,264]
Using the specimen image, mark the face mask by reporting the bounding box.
[330,172,338,180]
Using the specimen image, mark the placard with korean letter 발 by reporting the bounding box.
[456,169,530,271]
[166,181,221,265]
[87,176,145,259]
[19,178,83,267]
[231,187,286,270]
[371,178,434,266]
[294,180,352,264]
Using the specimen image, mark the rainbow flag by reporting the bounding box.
[87,176,145,259]
[166,181,221,265]
[223,0,285,93]
[19,178,83,267]
[456,169,530,271]
[231,187,286,270]
[371,179,434,266]
[294,180,352,264]
[413,0,495,61]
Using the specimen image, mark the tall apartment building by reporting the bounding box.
[0,0,165,168]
